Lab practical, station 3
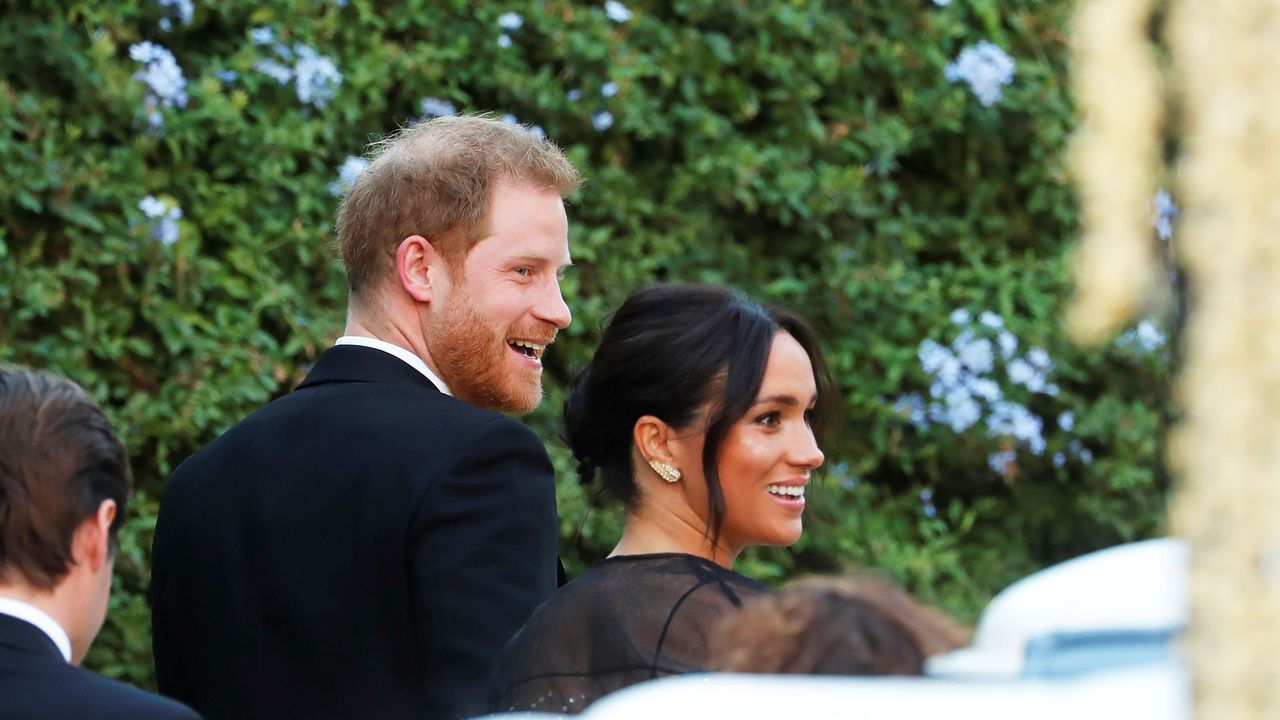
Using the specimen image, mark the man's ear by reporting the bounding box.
[395,235,443,304]
[74,500,116,573]
[633,415,678,469]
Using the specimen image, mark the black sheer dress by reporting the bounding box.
[488,553,771,715]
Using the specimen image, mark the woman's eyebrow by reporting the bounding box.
[752,393,820,407]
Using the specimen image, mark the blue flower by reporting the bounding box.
[138,195,183,245]
[420,97,457,118]
[949,308,971,325]
[1153,190,1178,241]
[979,310,1004,329]
[893,393,929,428]
[567,89,583,102]
[501,114,519,125]
[1118,319,1166,353]
[923,503,938,519]
[250,27,275,46]
[592,109,614,131]
[329,155,369,197]
[942,387,981,432]
[1007,358,1044,392]
[1053,452,1066,468]
[498,34,513,49]
[497,12,524,30]
[1057,411,1076,432]
[604,0,634,22]
[255,59,293,84]
[1027,347,1053,371]
[1068,439,1094,465]
[967,377,1002,402]
[292,45,342,108]
[934,0,951,5]
[138,195,168,219]
[945,41,1016,107]
[157,0,194,28]
[528,125,546,140]
[216,69,238,83]
[988,450,1017,475]
[917,339,957,382]
[956,336,994,375]
[997,329,1018,359]
[602,81,619,98]
[129,42,188,128]
[987,401,1045,454]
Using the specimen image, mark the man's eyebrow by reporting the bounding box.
[507,255,574,267]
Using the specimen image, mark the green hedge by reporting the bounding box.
[0,0,1171,688]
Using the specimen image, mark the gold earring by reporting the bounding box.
[648,459,682,483]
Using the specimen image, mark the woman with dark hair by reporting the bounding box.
[489,283,834,714]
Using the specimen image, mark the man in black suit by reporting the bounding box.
[0,366,200,720]
[151,115,582,720]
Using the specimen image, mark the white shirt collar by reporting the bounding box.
[0,596,72,662]
[334,336,452,396]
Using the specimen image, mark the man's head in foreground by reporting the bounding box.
[0,366,129,665]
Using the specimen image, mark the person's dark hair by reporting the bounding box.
[563,283,834,543]
[708,576,970,675]
[0,366,130,590]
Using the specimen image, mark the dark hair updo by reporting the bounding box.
[563,283,834,542]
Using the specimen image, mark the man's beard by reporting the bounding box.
[425,291,553,414]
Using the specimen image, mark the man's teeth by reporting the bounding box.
[508,340,546,358]
[767,485,805,498]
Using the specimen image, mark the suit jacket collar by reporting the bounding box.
[0,612,63,661]
[297,345,443,394]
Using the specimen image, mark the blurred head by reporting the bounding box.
[0,367,130,664]
[709,575,970,675]
[336,115,583,413]
[564,283,834,556]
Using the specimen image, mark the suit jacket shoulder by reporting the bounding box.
[0,615,200,720]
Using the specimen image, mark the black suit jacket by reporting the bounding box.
[151,346,560,720]
[0,613,200,720]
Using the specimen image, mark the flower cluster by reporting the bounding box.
[129,42,188,128]
[250,29,343,108]
[1117,319,1166,354]
[156,0,194,31]
[945,41,1016,107]
[895,309,1087,476]
[138,195,183,245]
[329,156,369,197]
[419,97,457,119]
[592,109,614,131]
[605,1,634,23]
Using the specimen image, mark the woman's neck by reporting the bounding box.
[609,507,739,569]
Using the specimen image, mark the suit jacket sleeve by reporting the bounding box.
[410,415,559,720]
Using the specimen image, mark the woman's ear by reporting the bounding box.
[633,415,677,468]
[395,235,443,303]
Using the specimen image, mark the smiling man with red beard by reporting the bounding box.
[150,116,581,720]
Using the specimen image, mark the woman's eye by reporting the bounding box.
[755,412,781,428]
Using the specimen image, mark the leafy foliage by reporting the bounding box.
[0,0,1171,688]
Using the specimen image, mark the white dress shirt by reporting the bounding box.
[0,596,72,662]
[334,336,452,396]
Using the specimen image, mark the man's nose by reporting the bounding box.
[535,281,572,330]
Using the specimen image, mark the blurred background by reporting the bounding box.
[0,0,1176,687]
